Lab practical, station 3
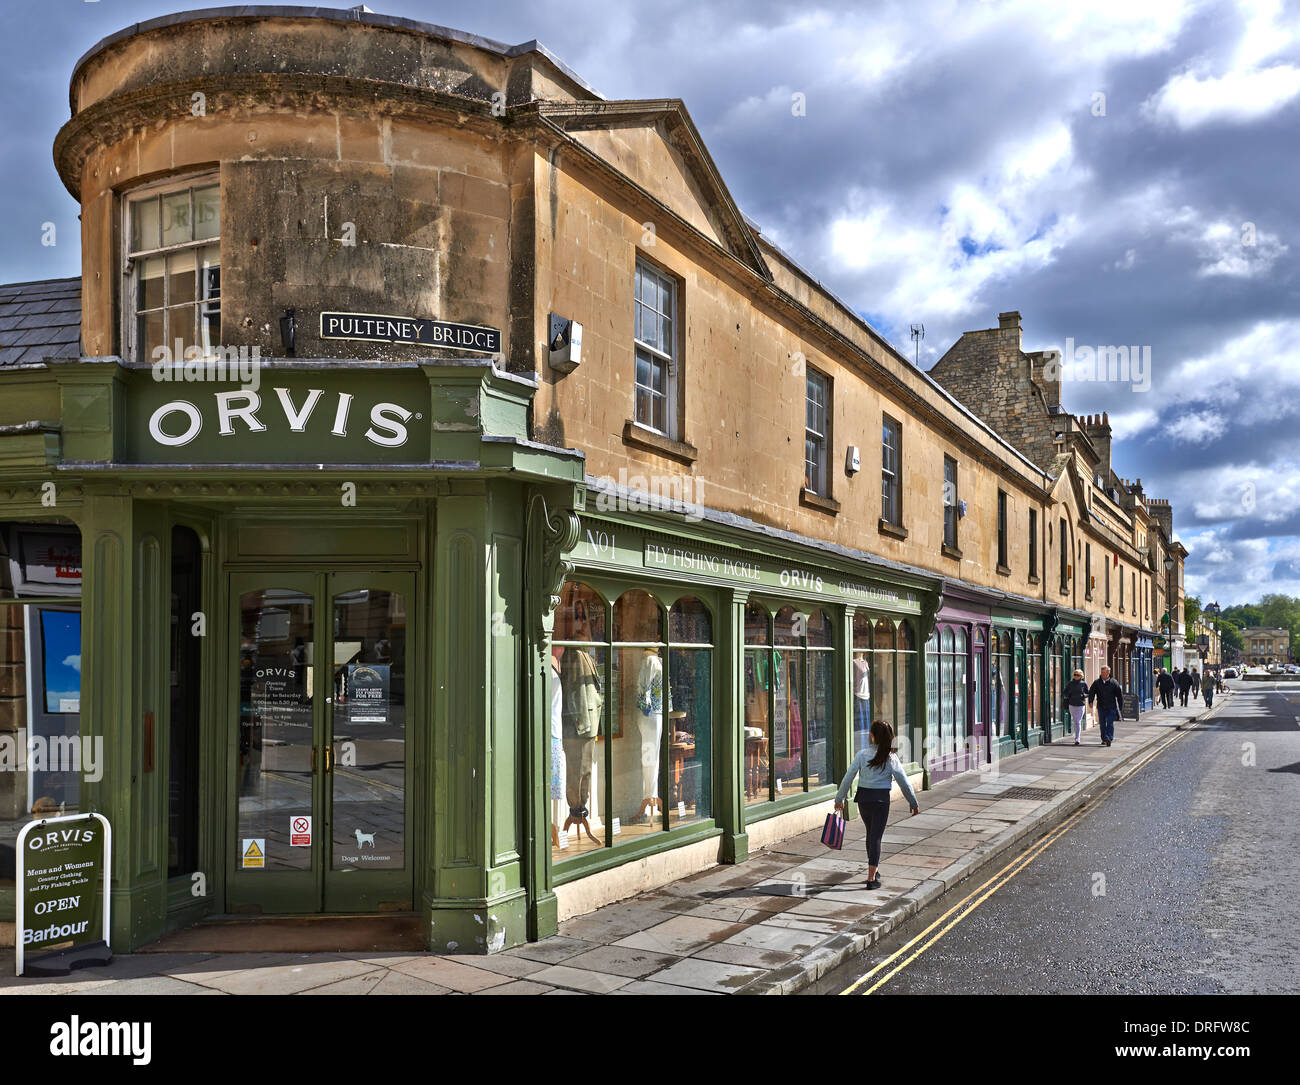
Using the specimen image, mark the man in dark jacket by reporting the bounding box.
[1088,666,1124,746]
[1156,668,1175,709]
[1176,667,1193,706]
[1190,668,1201,698]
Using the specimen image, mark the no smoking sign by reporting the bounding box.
[290,816,312,847]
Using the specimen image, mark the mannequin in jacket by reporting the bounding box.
[560,611,603,844]
[637,647,664,819]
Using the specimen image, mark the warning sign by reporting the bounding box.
[241,838,265,869]
[290,816,312,847]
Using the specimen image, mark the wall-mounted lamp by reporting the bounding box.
[548,314,582,373]
[279,309,296,357]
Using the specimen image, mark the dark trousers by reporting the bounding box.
[1100,707,1118,743]
[855,787,891,867]
[1179,689,1189,706]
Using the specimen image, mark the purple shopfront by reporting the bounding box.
[925,589,993,782]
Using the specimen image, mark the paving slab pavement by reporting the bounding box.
[0,696,1224,996]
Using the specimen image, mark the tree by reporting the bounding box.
[1184,595,1201,632]
[1219,623,1244,652]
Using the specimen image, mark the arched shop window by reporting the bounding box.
[928,626,969,768]
[1029,634,1041,733]
[992,632,1011,738]
[852,614,873,752]
[550,583,717,864]
[1,521,83,890]
[744,603,834,805]
[897,620,917,765]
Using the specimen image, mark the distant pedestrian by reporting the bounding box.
[835,719,919,890]
[1190,668,1201,698]
[1064,668,1089,745]
[1176,667,1192,706]
[1203,673,1215,708]
[1157,667,1175,709]
[1088,665,1124,747]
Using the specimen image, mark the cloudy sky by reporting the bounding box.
[3,0,1298,604]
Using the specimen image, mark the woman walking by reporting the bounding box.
[834,720,919,889]
[1064,668,1089,745]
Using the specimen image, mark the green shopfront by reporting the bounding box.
[542,507,938,894]
[0,356,592,954]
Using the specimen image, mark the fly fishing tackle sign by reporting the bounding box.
[319,311,501,354]
[15,812,112,976]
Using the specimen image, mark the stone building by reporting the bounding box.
[0,6,1185,954]
[1242,628,1290,665]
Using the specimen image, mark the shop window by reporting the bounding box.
[125,176,221,363]
[634,259,678,439]
[551,582,716,865]
[1,522,84,889]
[667,597,712,825]
[852,613,873,753]
[896,622,916,765]
[745,602,835,805]
[992,632,1012,738]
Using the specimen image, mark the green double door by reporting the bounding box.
[227,569,415,913]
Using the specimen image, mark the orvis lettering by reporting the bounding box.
[147,390,416,448]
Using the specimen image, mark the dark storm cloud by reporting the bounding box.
[2,0,1296,601]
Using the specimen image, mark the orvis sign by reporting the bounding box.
[320,311,501,355]
[16,812,112,977]
[125,370,433,464]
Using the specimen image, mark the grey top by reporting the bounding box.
[835,749,919,809]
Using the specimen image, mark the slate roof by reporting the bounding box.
[0,277,82,367]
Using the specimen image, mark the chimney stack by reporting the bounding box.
[1081,411,1113,479]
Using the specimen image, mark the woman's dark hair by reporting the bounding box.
[868,719,895,768]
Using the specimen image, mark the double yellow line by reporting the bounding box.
[839,727,1193,995]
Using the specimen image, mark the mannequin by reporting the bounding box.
[560,624,602,844]
[550,646,566,848]
[636,647,664,820]
[853,651,871,741]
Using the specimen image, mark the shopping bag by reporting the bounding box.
[820,811,845,850]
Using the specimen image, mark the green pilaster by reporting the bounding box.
[718,589,748,863]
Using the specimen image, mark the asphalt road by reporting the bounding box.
[809,683,1300,995]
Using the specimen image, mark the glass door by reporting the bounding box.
[227,571,414,914]
[228,573,321,912]
[324,572,412,912]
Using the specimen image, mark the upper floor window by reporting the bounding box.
[1119,564,1125,611]
[634,259,678,438]
[1028,508,1038,580]
[125,177,220,362]
[1059,517,1068,592]
[943,456,958,550]
[804,370,830,496]
[1085,542,1093,599]
[996,490,1008,570]
[882,416,902,525]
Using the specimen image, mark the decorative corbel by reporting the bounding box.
[527,489,580,643]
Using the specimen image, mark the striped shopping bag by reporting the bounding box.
[821,811,846,850]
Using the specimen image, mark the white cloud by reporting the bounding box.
[62,654,80,673]
[1165,410,1227,445]
[1146,64,1300,128]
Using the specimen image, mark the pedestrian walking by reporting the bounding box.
[1064,668,1089,745]
[1190,668,1201,698]
[834,719,919,890]
[1203,674,1215,708]
[1176,667,1192,706]
[1087,665,1124,747]
[1157,667,1175,709]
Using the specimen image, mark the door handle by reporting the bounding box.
[325,745,333,774]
